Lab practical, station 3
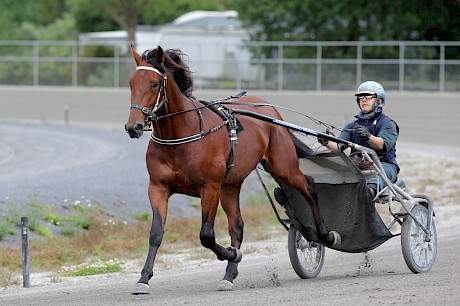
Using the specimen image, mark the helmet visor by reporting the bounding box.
[355,91,376,96]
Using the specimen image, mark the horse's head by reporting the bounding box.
[125,45,168,138]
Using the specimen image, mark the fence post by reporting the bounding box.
[316,44,322,91]
[277,42,283,91]
[356,43,362,88]
[21,217,30,288]
[33,42,39,86]
[72,43,78,87]
[64,105,69,127]
[399,42,405,91]
[440,43,445,92]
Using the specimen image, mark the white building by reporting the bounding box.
[79,11,259,88]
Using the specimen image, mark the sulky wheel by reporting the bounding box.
[288,224,325,279]
[401,204,437,273]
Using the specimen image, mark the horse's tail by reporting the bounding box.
[289,130,315,158]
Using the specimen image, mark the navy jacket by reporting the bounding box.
[339,111,400,174]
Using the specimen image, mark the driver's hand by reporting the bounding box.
[354,124,371,141]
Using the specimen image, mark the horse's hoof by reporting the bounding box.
[131,282,150,295]
[217,280,234,291]
[331,231,341,246]
[232,248,242,263]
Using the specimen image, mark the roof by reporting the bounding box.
[170,10,241,29]
[172,10,238,25]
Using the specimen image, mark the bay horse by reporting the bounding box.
[125,46,340,294]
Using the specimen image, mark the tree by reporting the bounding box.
[96,0,149,44]
[72,0,230,44]
[231,0,460,42]
[0,0,69,39]
[141,0,228,25]
[229,0,460,60]
[69,0,119,33]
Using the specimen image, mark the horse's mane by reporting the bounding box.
[142,48,194,98]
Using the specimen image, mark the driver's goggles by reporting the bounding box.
[357,94,376,101]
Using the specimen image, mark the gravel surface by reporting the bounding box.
[0,121,265,219]
[1,216,460,305]
[0,122,152,218]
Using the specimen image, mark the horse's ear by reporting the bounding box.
[131,45,142,66]
[155,46,164,64]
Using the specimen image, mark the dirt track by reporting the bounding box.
[1,86,459,215]
[1,86,459,146]
[1,87,460,305]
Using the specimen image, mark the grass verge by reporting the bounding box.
[0,191,286,288]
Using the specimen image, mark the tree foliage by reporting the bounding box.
[68,0,229,43]
[141,0,228,25]
[228,0,460,60]
[231,0,460,42]
[0,0,230,42]
[0,0,71,39]
[69,0,119,33]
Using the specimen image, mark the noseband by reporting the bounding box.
[130,66,168,125]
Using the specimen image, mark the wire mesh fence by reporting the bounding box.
[1,40,459,91]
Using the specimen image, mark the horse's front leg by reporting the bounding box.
[200,183,242,265]
[132,183,169,295]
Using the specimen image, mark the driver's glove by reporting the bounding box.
[354,124,371,141]
[317,136,329,146]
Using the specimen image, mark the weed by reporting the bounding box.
[59,259,124,277]
[0,267,20,288]
[0,192,287,288]
[45,212,63,226]
[59,223,78,236]
[132,212,150,222]
[66,203,95,230]
[0,219,16,240]
[190,198,201,210]
[2,197,101,239]
[34,224,53,238]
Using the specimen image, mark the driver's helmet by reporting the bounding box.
[355,81,386,110]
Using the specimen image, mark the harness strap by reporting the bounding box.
[148,90,246,177]
[150,121,228,145]
[150,132,205,145]
[200,100,244,176]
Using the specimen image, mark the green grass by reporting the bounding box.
[0,219,16,240]
[59,259,124,277]
[132,212,150,222]
[3,197,97,239]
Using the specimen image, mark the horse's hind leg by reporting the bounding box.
[199,183,242,289]
[263,159,340,247]
[303,174,340,245]
[216,184,244,291]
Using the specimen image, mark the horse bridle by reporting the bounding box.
[129,65,235,148]
[130,66,168,126]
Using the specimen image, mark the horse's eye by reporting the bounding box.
[151,81,159,90]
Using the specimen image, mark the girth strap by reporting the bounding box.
[200,100,244,177]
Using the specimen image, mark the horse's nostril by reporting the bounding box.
[135,123,144,132]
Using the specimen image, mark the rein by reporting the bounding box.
[131,66,343,147]
[150,96,344,134]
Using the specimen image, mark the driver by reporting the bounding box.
[320,81,399,199]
